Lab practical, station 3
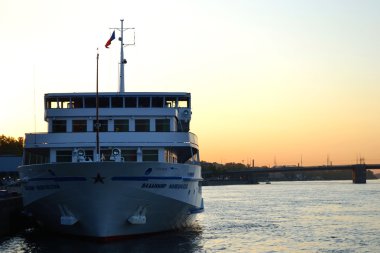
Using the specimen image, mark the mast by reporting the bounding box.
[119,19,125,92]
[110,19,135,92]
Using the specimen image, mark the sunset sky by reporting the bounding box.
[1,0,379,166]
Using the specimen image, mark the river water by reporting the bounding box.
[1,180,379,252]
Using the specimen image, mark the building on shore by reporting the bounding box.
[0,156,21,184]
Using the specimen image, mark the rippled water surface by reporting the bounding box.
[1,180,380,252]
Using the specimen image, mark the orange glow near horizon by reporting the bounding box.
[1,1,380,166]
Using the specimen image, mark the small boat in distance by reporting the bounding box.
[18,20,204,239]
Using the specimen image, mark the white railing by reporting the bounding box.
[25,132,198,148]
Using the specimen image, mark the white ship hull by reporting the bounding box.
[18,162,203,238]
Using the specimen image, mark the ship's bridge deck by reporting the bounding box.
[45,92,190,111]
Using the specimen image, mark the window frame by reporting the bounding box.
[114,119,129,132]
[72,119,87,132]
[135,119,150,132]
[52,120,67,133]
[156,119,170,132]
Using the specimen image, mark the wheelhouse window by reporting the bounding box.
[143,150,158,161]
[156,119,170,132]
[46,97,58,109]
[138,97,150,108]
[125,97,137,107]
[93,120,108,132]
[111,97,123,107]
[122,149,137,161]
[152,97,164,107]
[71,97,83,108]
[99,97,109,108]
[52,120,66,133]
[85,97,96,108]
[72,120,87,132]
[114,119,129,132]
[58,97,71,108]
[178,97,189,108]
[135,119,150,132]
[165,97,177,107]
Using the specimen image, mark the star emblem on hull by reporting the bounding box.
[93,173,105,184]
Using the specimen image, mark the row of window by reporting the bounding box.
[23,147,198,165]
[23,148,165,164]
[52,119,171,133]
[46,96,190,109]
[56,149,159,162]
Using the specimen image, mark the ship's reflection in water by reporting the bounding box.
[2,224,204,253]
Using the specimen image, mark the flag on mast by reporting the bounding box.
[105,31,115,48]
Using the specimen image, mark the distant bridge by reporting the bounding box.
[202,164,380,184]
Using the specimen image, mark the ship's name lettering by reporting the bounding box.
[25,184,60,191]
[169,184,188,189]
[141,183,167,189]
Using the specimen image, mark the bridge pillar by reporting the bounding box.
[247,174,258,184]
[352,165,366,184]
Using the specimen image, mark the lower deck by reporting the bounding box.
[22,131,199,166]
[23,146,199,165]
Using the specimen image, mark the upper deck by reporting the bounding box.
[44,92,193,134]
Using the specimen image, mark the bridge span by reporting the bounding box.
[202,164,380,184]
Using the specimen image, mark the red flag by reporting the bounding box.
[105,31,115,48]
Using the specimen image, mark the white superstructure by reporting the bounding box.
[18,20,203,239]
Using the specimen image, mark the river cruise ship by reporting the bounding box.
[17,20,203,239]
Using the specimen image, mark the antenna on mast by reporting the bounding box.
[110,19,135,92]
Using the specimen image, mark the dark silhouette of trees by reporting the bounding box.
[0,135,23,155]
[201,161,377,181]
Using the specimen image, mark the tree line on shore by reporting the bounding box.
[0,135,23,156]
[201,161,378,181]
